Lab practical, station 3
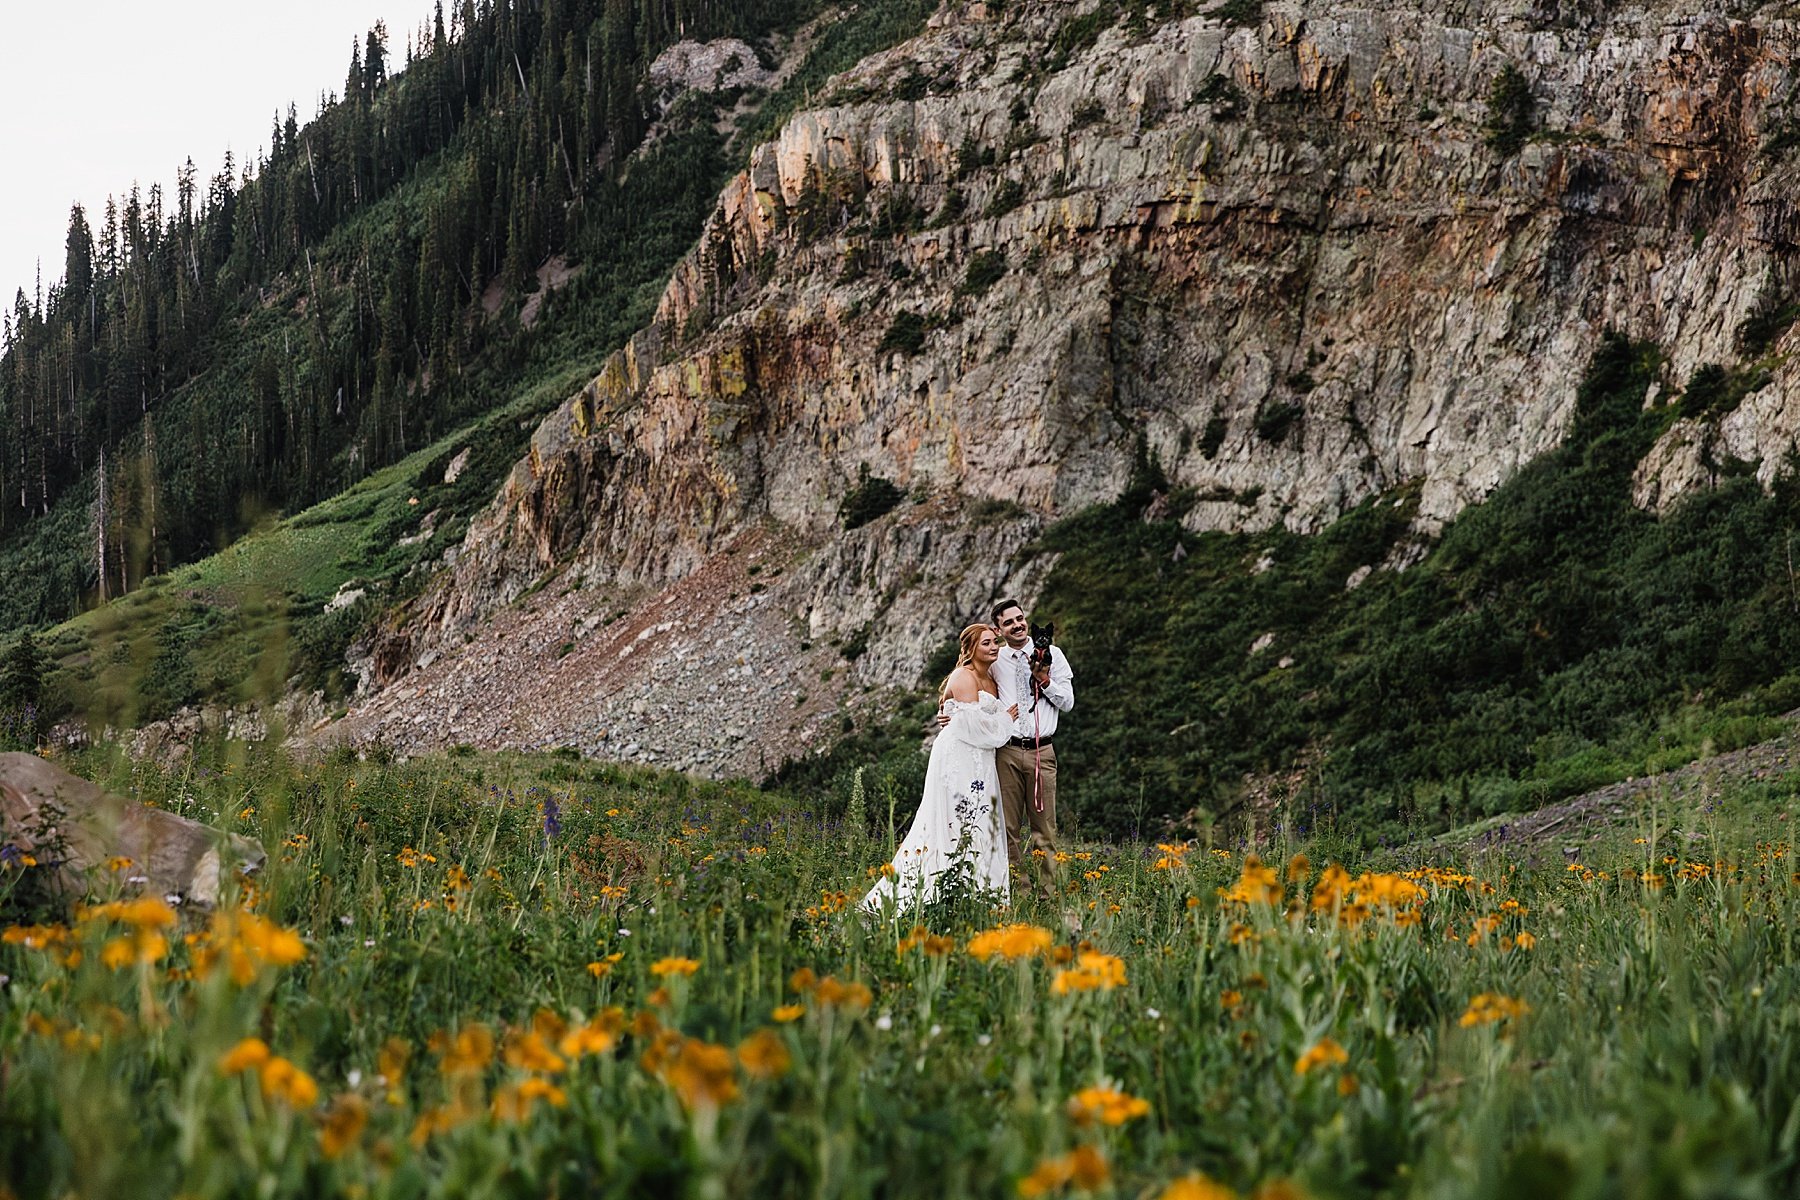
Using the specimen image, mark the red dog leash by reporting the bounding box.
[1032,699,1044,813]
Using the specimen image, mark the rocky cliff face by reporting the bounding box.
[337,0,1800,773]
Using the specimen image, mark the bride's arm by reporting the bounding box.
[950,694,1016,749]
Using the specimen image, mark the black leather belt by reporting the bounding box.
[1007,736,1052,749]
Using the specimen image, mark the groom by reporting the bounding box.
[990,598,1073,900]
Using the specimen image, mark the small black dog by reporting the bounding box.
[1027,621,1055,702]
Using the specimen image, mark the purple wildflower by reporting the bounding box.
[543,794,562,840]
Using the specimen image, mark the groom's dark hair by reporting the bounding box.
[991,598,1023,623]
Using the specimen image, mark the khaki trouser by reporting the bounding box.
[996,742,1057,898]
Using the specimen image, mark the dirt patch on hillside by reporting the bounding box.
[1423,723,1800,862]
[318,522,892,778]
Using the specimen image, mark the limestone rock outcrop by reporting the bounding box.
[336,0,1800,774]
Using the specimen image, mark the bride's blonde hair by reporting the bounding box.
[939,623,997,701]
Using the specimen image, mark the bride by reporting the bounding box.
[861,623,1019,916]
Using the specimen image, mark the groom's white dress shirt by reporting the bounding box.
[994,641,1074,741]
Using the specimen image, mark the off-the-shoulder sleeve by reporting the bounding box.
[950,696,1015,749]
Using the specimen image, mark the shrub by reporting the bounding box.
[932,188,967,227]
[959,250,1007,296]
[878,311,929,356]
[1738,293,1800,356]
[953,136,995,180]
[1484,64,1534,157]
[1198,416,1230,459]
[1254,402,1304,445]
[1048,9,1114,71]
[1194,73,1244,118]
[839,463,906,530]
[1680,363,1771,421]
[894,69,930,101]
[984,179,1026,219]
[1216,0,1264,26]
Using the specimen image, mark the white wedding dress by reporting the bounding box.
[861,691,1015,916]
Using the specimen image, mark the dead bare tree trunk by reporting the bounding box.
[93,447,110,603]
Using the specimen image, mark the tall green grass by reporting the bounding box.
[4,742,1800,1198]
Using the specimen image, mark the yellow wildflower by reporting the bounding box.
[3,923,70,951]
[260,1056,320,1107]
[737,1029,792,1080]
[491,1076,568,1121]
[99,930,168,969]
[560,1009,625,1060]
[1219,854,1284,906]
[434,1023,495,1075]
[318,1094,369,1159]
[503,1029,567,1074]
[661,1037,739,1110]
[218,1037,272,1075]
[772,1003,806,1023]
[81,896,178,929]
[409,1102,471,1147]
[1019,1144,1110,1197]
[650,956,700,978]
[967,923,1054,961]
[378,1037,411,1101]
[1067,1085,1150,1127]
[1158,1175,1239,1200]
[1459,993,1530,1027]
[1294,1036,1349,1076]
[1052,951,1128,995]
[812,976,874,1011]
[188,910,307,985]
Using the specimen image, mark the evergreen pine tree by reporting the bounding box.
[1,628,45,718]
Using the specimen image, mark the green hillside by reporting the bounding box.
[0,0,936,632]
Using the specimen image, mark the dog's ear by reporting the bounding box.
[1045,622,1054,642]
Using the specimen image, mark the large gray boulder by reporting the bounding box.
[0,752,264,907]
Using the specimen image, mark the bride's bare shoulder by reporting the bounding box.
[944,667,979,703]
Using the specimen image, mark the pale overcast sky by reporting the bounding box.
[1,1,418,311]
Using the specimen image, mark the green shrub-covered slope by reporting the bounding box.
[802,336,1800,846]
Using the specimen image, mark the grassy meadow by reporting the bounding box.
[5,742,1800,1198]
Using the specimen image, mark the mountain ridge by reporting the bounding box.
[334,0,1800,807]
